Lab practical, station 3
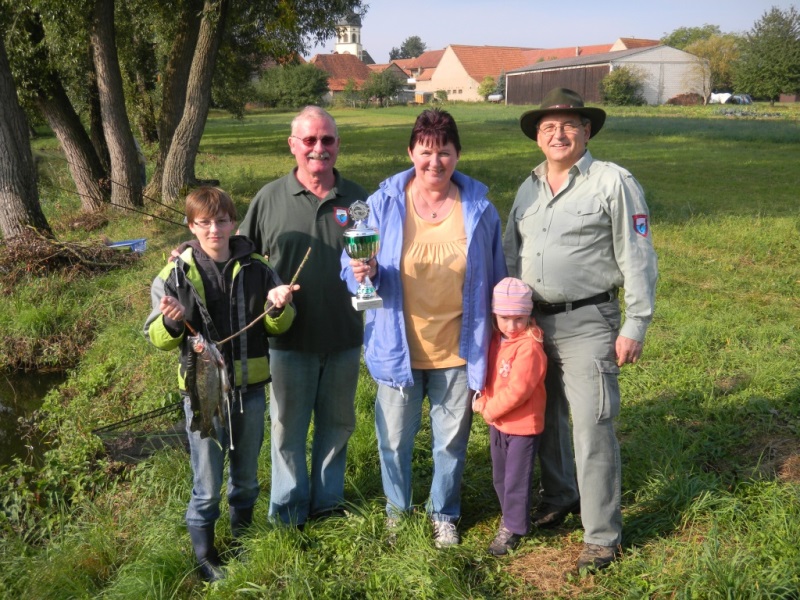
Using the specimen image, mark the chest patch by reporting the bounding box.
[633,214,649,237]
[333,207,350,227]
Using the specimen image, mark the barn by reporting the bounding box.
[505,45,707,106]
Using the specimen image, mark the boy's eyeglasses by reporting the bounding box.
[192,218,232,229]
[291,135,337,147]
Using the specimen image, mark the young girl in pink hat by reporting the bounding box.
[473,277,547,555]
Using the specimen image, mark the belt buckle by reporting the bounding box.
[564,302,573,312]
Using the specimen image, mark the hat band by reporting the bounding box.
[548,104,579,109]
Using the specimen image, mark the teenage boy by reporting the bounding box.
[144,186,297,581]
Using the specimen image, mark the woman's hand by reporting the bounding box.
[268,284,300,309]
[350,258,377,283]
[160,296,186,321]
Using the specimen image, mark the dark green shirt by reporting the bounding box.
[239,168,367,353]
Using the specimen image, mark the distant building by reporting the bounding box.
[309,53,372,102]
[334,12,374,64]
[506,44,706,106]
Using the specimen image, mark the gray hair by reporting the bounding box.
[291,106,338,137]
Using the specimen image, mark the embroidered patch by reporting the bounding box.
[333,207,349,227]
[633,214,649,237]
[499,359,512,378]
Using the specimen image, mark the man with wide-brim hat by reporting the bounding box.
[503,88,658,573]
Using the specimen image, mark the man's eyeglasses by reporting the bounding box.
[291,135,337,147]
[192,218,232,229]
[538,122,584,136]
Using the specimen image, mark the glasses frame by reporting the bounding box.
[291,135,338,147]
[537,121,587,136]
[191,217,233,229]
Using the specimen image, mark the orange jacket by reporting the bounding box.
[477,329,547,435]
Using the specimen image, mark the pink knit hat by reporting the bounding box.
[492,277,533,316]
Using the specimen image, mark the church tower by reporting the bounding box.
[334,13,364,61]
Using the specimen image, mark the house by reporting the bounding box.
[505,45,707,106]
[309,53,373,102]
[407,39,659,102]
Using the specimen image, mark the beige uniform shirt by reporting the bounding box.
[504,151,658,342]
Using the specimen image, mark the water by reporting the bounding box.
[0,371,66,466]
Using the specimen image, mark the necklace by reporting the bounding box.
[414,183,451,219]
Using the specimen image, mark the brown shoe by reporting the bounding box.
[531,499,580,528]
[577,543,619,572]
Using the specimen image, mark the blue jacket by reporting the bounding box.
[341,168,507,391]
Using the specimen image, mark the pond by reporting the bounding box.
[0,371,67,466]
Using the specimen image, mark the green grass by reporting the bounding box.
[1,102,799,598]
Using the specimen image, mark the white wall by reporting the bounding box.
[613,46,707,104]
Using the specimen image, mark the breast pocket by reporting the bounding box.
[557,196,605,246]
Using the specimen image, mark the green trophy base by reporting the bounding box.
[352,296,383,311]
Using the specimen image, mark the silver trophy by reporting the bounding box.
[343,201,383,310]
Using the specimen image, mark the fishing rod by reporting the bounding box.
[38,150,187,218]
[44,182,188,228]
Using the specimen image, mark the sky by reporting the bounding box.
[306,0,798,64]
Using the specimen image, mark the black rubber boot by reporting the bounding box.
[187,524,225,582]
[229,506,254,539]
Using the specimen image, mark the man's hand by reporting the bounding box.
[615,335,643,367]
[268,284,300,309]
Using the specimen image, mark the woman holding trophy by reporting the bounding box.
[341,108,507,547]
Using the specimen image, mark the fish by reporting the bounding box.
[185,332,232,448]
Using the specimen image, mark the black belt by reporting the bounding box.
[534,290,617,315]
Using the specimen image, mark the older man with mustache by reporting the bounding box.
[239,106,367,529]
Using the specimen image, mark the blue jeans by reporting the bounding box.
[268,347,360,525]
[375,366,471,523]
[184,386,266,528]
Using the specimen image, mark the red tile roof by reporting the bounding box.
[310,53,373,91]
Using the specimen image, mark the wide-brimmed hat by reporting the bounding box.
[520,88,606,140]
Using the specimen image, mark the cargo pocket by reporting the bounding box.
[594,359,620,422]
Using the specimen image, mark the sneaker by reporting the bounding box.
[576,543,619,572]
[431,520,460,548]
[488,526,522,556]
[531,499,581,529]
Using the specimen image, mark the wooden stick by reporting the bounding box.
[216,247,311,345]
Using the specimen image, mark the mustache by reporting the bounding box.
[307,151,331,160]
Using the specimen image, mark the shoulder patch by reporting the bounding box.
[633,214,649,237]
[333,207,349,227]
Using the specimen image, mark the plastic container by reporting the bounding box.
[108,238,147,253]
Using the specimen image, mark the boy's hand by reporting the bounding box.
[268,284,300,309]
[160,296,185,321]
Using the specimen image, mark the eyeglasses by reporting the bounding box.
[291,135,337,147]
[538,122,585,136]
[192,218,232,229]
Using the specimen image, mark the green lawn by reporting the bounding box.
[1,102,799,599]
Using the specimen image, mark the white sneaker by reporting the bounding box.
[432,520,460,548]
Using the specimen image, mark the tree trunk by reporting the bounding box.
[36,82,110,213]
[88,46,111,174]
[0,38,51,239]
[90,0,142,209]
[24,13,109,213]
[145,0,203,200]
[162,0,229,203]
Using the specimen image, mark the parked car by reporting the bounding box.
[731,94,753,105]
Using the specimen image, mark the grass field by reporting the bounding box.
[1,102,799,598]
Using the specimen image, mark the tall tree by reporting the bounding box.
[389,35,426,60]
[162,0,229,202]
[661,24,721,50]
[0,36,51,239]
[90,0,143,208]
[361,68,402,106]
[684,34,741,102]
[735,6,800,105]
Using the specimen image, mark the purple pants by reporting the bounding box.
[490,426,541,535]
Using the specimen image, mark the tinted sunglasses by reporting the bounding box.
[291,135,337,147]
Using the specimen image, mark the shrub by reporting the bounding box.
[601,66,646,105]
[252,64,329,109]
